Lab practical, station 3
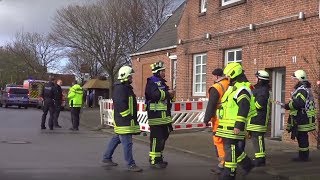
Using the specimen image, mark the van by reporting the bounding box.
[0,87,29,109]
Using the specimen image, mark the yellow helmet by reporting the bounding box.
[117,66,134,81]
[255,70,269,80]
[150,61,165,73]
[223,62,243,79]
[293,70,307,81]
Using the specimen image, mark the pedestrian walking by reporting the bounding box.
[246,70,271,166]
[68,80,83,131]
[216,62,256,180]
[203,68,229,174]
[40,76,56,130]
[282,70,316,161]
[145,61,174,169]
[102,66,142,172]
[53,79,63,128]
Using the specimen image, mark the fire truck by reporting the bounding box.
[23,79,47,107]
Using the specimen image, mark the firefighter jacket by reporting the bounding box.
[41,81,55,100]
[112,82,140,135]
[285,82,316,132]
[247,83,271,133]
[203,77,230,132]
[145,75,172,126]
[216,81,257,140]
[68,84,83,108]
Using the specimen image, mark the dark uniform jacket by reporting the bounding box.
[247,82,270,132]
[284,81,316,132]
[41,81,55,100]
[145,75,172,126]
[54,84,63,103]
[113,82,140,135]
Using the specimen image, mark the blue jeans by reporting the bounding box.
[103,134,135,166]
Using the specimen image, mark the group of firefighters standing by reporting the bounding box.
[101,61,317,180]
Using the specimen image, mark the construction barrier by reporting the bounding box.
[99,98,210,132]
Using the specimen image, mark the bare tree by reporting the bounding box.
[7,31,61,77]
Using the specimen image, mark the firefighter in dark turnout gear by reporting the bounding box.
[247,70,271,167]
[216,63,256,180]
[145,61,174,169]
[102,66,142,172]
[283,70,316,162]
[40,77,56,130]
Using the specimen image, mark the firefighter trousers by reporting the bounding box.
[296,131,309,160]
[149,124,170,164]
[251,132,266,165]
[220,138,253,180]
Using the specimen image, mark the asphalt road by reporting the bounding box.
[0,107,221,180]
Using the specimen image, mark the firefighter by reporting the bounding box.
[247,70,271,167]
[102,66,142,172]
[145,61,174,169]
[68,80,84,131]
[282,70,316,161]
[203,68,230,174]
[40,77,56,130]
[53,79,63,128]
[216,62,256,180]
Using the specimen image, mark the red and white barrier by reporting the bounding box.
[99,99,210,132]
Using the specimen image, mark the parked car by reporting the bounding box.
[0,87,29,109]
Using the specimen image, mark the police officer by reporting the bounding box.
[40,77,56,130]
[53,79,63,128]
[203,68,229,174]
[102,66,142,172]
[68,80,83,131]
[216,63,256,180]
[247,70,271,167]
[145,61,174,169]
[283,70,316,161]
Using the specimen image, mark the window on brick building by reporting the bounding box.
[193,54,207,96]
[221,0,242,6]
[200,0,207,13]
[224,48,242,65]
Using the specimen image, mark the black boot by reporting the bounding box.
[292,151,309,162]
[253,157,266,167]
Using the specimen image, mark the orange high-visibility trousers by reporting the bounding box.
[212,116,225,165]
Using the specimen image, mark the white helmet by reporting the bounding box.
[293,70,307,81]
[117,66,134,81]
[255,70,269,80]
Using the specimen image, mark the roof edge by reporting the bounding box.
[130,45,177,57]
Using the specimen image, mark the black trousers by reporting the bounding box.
[251,132,266,161]
[220,138,252,180]
[297,131,309,160]
[149,125,170,164]
[71,107,81,129]
[41,99,55,129]
[53,101,61,126]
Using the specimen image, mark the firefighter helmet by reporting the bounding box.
[151,61,165,73]
[293,70,307,81]
[255,70,269,80]
[117,66,134,81]
[223,62,243,79]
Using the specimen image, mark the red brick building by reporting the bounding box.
[132,0,320,144]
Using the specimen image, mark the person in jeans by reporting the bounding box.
[102,66,142,172]
[68,81,83,131]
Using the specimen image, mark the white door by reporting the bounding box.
[271,69,286,138]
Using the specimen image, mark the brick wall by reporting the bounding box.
[176,0,320,143]
[131,49,176,98]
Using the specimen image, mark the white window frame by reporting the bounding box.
[200,0,207,13]
[224,48,242,65]
[193,54,207,96]
[221,0,241,6]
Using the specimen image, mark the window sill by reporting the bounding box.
[220,0,246,10]
[198,12,206,17]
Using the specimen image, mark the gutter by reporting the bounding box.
[130,45,177,57]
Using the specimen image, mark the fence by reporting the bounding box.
[99,99,210,132]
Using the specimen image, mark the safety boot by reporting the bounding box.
[128,164,143,172]
[150,162,167,169]
[102,159,118,166]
